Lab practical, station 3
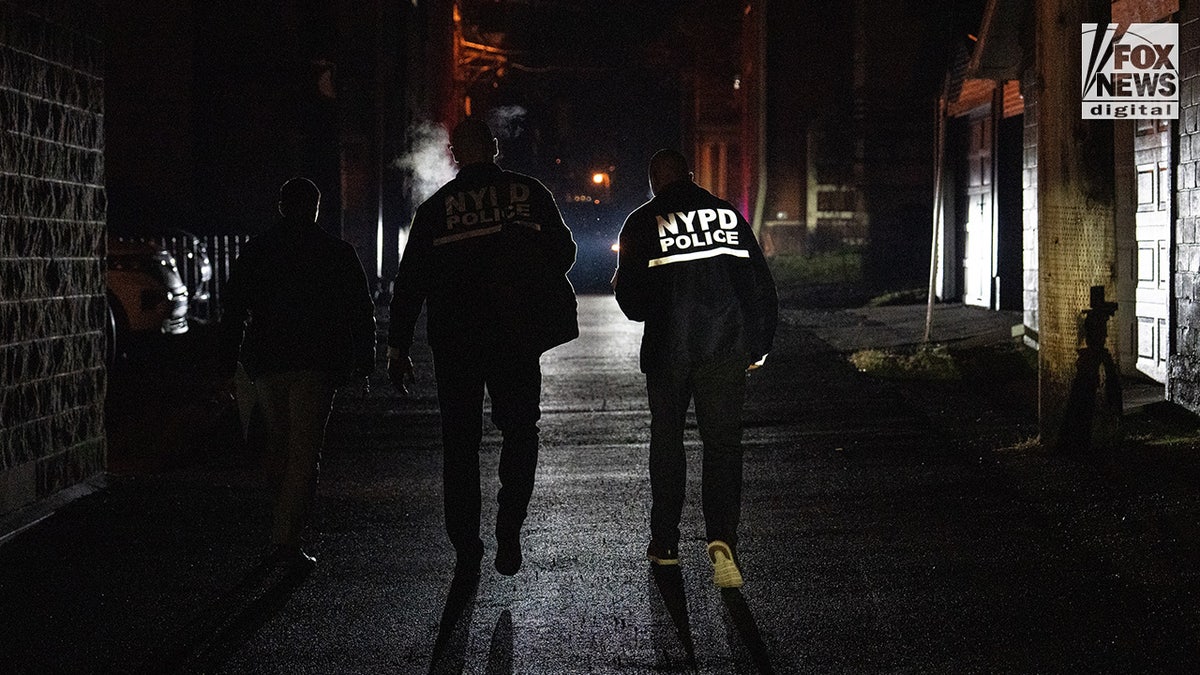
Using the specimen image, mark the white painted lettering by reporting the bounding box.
[657,214,679,237]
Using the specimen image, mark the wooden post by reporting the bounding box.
[1036,0,1120,451]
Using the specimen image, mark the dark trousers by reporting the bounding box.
[433,345,542,558]
[646,355,747,549]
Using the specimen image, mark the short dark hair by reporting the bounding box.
[279,177,320,216]
[450,116,495,150]
[650,149,690,178]
[649,149,691,192]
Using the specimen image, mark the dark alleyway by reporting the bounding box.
[3,296,1200,673]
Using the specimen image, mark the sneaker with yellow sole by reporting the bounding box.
[707,540,743,588]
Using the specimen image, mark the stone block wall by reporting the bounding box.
[0,0,107,515]
[1170,2,1200,411]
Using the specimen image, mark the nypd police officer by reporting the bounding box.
[613,148,777,588]
[388,117,577,578]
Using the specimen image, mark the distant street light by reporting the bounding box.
[590,171,611,203]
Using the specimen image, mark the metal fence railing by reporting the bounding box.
[200,234,249,322]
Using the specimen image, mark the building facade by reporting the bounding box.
[1,0,108,516]
[934,0,1200,437]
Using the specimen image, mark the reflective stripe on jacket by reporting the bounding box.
[614,180,778,373]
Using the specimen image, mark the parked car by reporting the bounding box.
[105,239,189,342]
[160,229,213,319]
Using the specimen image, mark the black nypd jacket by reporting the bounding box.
[220,217,376,379]
[389,161,578,356]
[613,179,778,373]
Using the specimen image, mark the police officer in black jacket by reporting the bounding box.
[221,177,376,570]
[613,149,778,588]
[388,116,577,578]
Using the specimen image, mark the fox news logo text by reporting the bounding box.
[1082,23,1178,119]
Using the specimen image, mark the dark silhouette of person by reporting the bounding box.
[388,116,578,577]
[613,149,778,588]
[220,177,376,569]
[1059,286,1123,454]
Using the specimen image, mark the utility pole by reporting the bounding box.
[1036,0,1121,451]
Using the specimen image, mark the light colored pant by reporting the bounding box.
[253,370,338,547]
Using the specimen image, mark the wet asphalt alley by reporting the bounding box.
[4,295,1200,673]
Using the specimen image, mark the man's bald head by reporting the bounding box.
[450,117,498,166]
[278,177,320,221]
[648,149,692,196]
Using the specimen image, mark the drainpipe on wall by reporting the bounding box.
[924,75,950,344]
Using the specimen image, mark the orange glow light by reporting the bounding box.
[592,173,605,184]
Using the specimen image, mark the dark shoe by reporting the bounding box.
[646,540,679,566]
[495,535,522,576]
[268,544,316,571]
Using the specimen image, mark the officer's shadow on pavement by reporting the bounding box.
[719,588,775,674]
[161,557,313,672]
[428,572,514,675]
[650,565,698,671]
[428,570,481,674]
[486,608,514,674]
[649,565,776,674]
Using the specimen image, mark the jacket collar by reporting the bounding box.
[655,180,695,199]
[455,161,502,179]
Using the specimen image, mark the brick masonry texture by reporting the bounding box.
[1171,5,1200,412]
[0,0,106,515]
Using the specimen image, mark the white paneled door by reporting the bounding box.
[1133,119,1170,383]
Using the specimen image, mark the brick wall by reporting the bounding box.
[1170,1,1200,411]
[0,0,107,515]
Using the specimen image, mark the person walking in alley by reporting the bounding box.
[220,177,376,570]
[388,116,578,578]
[612,149,778,588]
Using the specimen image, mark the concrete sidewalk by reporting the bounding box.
[788,301,1166,413]
[783,301,1022,353]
